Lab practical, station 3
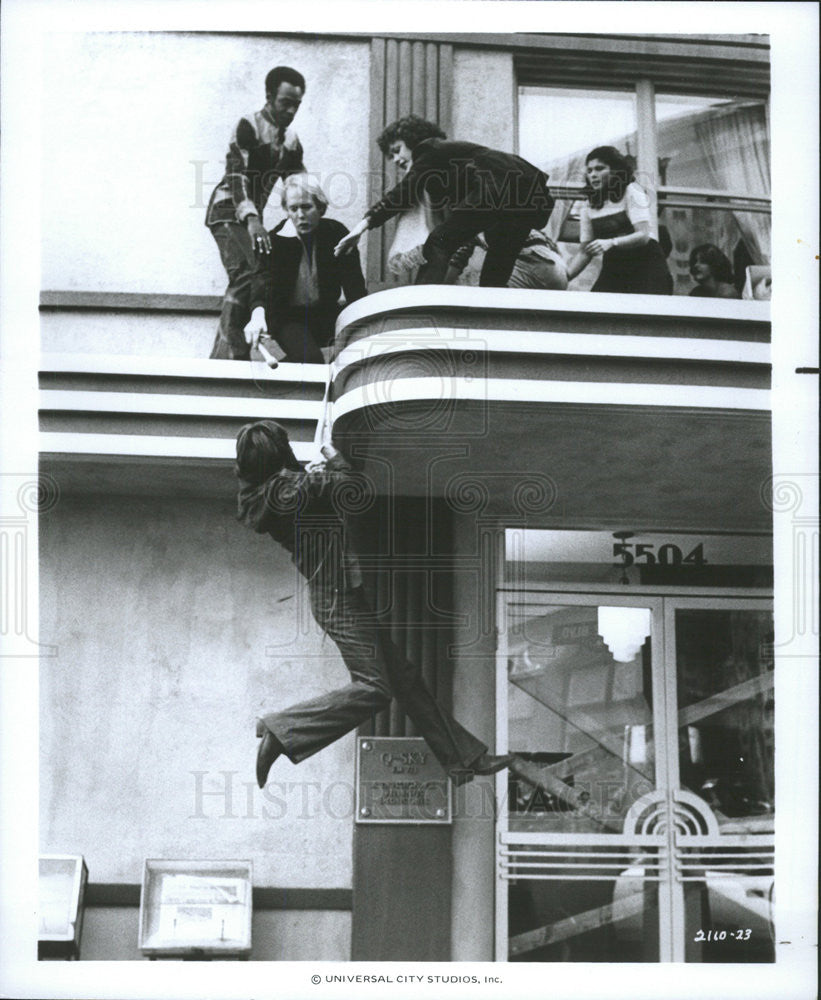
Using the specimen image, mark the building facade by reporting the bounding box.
[36,30,779,964]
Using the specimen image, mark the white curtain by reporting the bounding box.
[694,104,771,263]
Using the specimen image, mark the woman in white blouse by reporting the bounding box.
[566,146,672,295]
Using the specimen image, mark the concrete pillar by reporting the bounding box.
[450,513,498,961]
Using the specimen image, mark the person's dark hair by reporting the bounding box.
[689,243,735,285]
[236,420,302,485]
[376,114,446,155]
[584,145,636,209]
[265,66,306,98]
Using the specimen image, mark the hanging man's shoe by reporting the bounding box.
[256,722,285,788]
[449,752,516,786]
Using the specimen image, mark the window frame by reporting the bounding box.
[516,79,771,216]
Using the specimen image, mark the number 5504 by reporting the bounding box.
[613,541,706,567]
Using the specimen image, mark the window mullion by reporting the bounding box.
[635,79,659,238]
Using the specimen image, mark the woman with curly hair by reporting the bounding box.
[688,243,740,298]
[566,145,672,295]
[334,114,554,287]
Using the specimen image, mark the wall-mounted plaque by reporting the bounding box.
[138,860,252,958]
[356,737,452,825]
[38,855,88,959]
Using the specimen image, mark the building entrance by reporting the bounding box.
[495,592,774,963]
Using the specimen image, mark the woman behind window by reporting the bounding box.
[566,146,672,295]
[688,243,740,299]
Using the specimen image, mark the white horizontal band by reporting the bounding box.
[39,353,328,382]
[39,433,316,462]
[332,377,771,420]
[40,390,324,421]
[336,285,771,335]
[333,327,770,373]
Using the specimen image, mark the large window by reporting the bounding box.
[517,84,771,296]
[655,94,770,295]
[518,86,639,185]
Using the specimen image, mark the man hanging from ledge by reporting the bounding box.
[236,419,515,789]
[205,66,307,361]
[236,420,596,818]
[333,114,555,287]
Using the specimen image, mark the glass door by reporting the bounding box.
[665,599,774,963]
[496,593,774,963]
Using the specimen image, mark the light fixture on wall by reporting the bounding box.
[597,606,651,663]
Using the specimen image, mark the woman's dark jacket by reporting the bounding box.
[365,138,554,227]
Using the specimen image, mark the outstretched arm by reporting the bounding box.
[334,218,370,257]
[338,234,368,300]
[565,205,593,281]
[335,165,424,256]
[565,246,593,281]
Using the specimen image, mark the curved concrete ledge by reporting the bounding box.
[328,288,772,532]
[335,285,771,340]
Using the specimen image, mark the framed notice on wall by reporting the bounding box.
[356,737,452,825]
[138,860,253,958]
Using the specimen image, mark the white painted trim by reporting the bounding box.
[332,377,771,419]
[657,186,772,205]
[39,390,324,421]
[39,353,328,382]
[39,433,316,462]
[498,584,772,598]
[335,286,771,335]
[333,328,770,373]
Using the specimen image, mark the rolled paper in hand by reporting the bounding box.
[257,337,287,369]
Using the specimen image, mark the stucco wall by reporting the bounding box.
[39,495,356,890]
[41,32,372,296]
[39,310,216,357]
[452,48,515,151]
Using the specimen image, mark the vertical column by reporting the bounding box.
[635,79,659,240]
[450,514,498,962]
[366,37,455,288]
[351,496,454,960]
[366,37,388,290]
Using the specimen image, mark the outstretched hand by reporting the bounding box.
[247,216,271,256]
[334,219,369,257]
[244,306,267,350]
[585,238,614,257]
[334,231,361,257]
